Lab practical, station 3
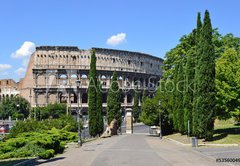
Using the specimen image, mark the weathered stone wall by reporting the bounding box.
[18,46,163,114]
[0,79,19,100]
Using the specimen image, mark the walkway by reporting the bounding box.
[38,134,219,166]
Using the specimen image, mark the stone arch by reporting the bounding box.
[70,74,78,85]
[70,92,77,103]
[82,93,88,103]
[59,93,67,103]
[81,74,88,86]
[59,74,68,86]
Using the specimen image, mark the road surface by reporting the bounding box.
[37,134,221,166]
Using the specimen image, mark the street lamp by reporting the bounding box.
[76,80,82,147]
[158,100,162,139]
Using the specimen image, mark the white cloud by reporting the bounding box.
[15,67,26,75]
[11,41,36,59]
[0,64,12,71]
[107,33,126,46]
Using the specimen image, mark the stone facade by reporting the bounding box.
[18,46,163,115]
[0,79,19,101]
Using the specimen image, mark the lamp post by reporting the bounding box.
[158,100,162,139]
[76,80,82,147]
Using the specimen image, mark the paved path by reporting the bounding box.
[37,134,222,166]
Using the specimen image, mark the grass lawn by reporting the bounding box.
[165,119,240,145]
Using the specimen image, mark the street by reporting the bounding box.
[37,134,220,166]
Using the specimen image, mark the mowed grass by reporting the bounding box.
[165,119,240,145]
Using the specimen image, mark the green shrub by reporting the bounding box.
[38,149,55,159]
[7,115,78,139]
[1,118,78,160]
[0,144,15,153]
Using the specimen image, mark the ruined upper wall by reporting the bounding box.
[32,46,163,76]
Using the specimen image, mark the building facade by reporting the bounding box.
[0,79,19,101]
[19,46,163,115]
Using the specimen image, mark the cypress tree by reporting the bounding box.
[88,50,98,137]
[96,80,104,136]
[183,30,197,134]
[107,71,121,126]
[194,10,215,140]
[192,12,202,136]
[132,88,140,122]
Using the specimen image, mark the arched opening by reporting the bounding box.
[70,93,77,103]
[81,74,88,86]
[102,93,107,103]
[70,74,78,85]
[127,94,132,103]
[59,93,67,103]
[118,76,123,87]
[60,74,68,86]
[101,75,107,87]
[82,93,88,103]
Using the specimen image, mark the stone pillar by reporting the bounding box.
[126,108,133,134]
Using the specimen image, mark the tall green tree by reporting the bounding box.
[192,12,203,136]
[107,71,121,126]
[96,80,104,136]
[194,10,215,140]
[140,97,158,126]
[88,49,98,137]
[184,13,202,134]
[132,88,140,122]
[216,48,240,123]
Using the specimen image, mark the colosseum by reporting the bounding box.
[19,46,163,115]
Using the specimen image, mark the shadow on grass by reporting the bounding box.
[36,157,65,165]
[209,127,240,142]
[214,127,240,135]
[0,159,29,166]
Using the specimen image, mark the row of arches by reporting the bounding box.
[35,91,139,105]
[35,72,159,89]
[0,94,19,101]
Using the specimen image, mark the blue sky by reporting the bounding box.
[0,0,239,81]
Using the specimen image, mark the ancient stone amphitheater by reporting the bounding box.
[19,46,163,115]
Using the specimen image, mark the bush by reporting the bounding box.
[7,115,78,138]
[0,128,77,159]
[38,149,55,159]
